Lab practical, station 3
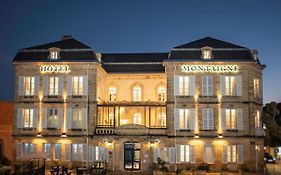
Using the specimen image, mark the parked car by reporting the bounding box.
[264,152,276,163]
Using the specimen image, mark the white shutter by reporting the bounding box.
[202,76,207,96]
[236,75,242,96]
[89,146,95,162]
[65,144,71,161]
[176,145,181,163]
[34,76,39,96]
[33,108,38,129]
[43,76,49,96]
[237,145,243,164]
[17,108,23,128]
[103,147,108,162]
[169,147,175,163]
[66,108,72,129]
[189,109,195,130]
[154,148,160,163]
[83,144,88,162]
[82,108,88,129]
[18,76,24,96]
[209,109,214,130]
[58,108,63,129]
[222,145,227,163]
[237,109,243,130]
[221,109,226,130]
[174,76,179,96]
[190,145,196,163]
[67,76,73,96]
[189,75,195,96]
[220,75,225,96]
[42,108,47,129]
[83,75,88,96]
[33,144,37,158]
[174,109,180,130]
[208,76,213,96]
[54,144,61,160]
[202,109,207,130]
[16,143,22,160]
[58,76,64,96]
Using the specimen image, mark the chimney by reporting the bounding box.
[62,35,72,40]
[251,50,258,60]
[95,52,102,62]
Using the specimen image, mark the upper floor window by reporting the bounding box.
[23,109,34,128]
[109,87,117,101]
[255,110,261,128]
[201,47,212,60]
[133,113,142,125]
[174,76,195,96]
[49,76,59,96]
[49,47,60,60]
[174,108,195,130]
[48,108,58,129]
[24,76,35,96]
[72,76,84,96]
[253,79,260,97]
[72,108,83,129]
[222,108,243,130]
[222,144,243,164]
[202,75,213,96]
[133,85,142,101]
[221,75,242,96]
[202,108,214,130]
[157,86,166,101]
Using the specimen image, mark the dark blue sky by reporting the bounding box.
[0,0,280,103]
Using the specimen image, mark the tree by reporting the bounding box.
[263,102,281,146]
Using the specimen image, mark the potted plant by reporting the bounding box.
[153,157,169,175]
[196,162,210,174]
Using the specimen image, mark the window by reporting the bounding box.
[42,143,51,160]
[221,75,242,96]
[72,76,84,96]
[204,145,214,164]
[133,113,142,125]
[72,144,83,161]
[24,76,35,96]
[72,108,83,129]
[109,87,117,101]
[202,108,214,130]
[54,144,61,160]
[180,145,190,162]
[50,51,59,59]
[157,86,166,101]
[175,75,195,96]
[177,145,195,163]
[222,108,243,130]
[174,108,195,130]
[202,75,213,96]
[23,109,34,128]
[95,146,101,161]
[48,108,58,128]
[225,109,236,130]
[49,77,59,95]
[225,76,236,96]
[158,112,166,127]
[255,110,261,128]
[23,143,36,159]
[226,145,236,163]
[133,86,142,101]
[253,79,260,97]
[201,48,212,59]
[179,76,189,95]
[222,145,244,164]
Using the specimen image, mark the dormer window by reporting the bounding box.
[201,47,212,60]
[49,47,60,60]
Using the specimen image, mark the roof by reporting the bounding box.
[101,53,168,63]
[174,37,246,49]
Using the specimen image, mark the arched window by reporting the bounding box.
[157,86,166,101]
[109,87,117,101]
[133,113,142,125]
[133,86,142,101]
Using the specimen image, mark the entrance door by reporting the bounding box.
[124,143,141,171]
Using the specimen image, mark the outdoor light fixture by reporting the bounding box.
[37,132,42,137]
[61,133,67,138]
[194,134,199,139]
[150,142,155,148]
[218,134,223,139]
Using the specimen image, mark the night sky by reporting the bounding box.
[0,0,280,103]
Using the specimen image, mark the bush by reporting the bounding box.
[0,155,11,166]
[196,162,210,171]
[153,157,168,172]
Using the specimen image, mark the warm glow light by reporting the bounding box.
[40,65,71,73]
[218,134,223,139]
[181,65,239,73]
[38,100,42,132]
[63,103,67,133]
[61,133,67,138]
[194,134,199,139]
[194,97,199,134]
[37,132,42,137]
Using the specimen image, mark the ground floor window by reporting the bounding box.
[124,143,141,171]
[176,144,196,163]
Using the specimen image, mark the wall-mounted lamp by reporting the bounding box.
[61,133,67,138]
[218,134,223,139]
[194,134,199,139]
[37,132,42,137]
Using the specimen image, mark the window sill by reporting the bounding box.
[22,128,35,130]
[71,128,85,131]
[72,95,84,98]
[199,95,217,98]
[200,129,217,131]
[23,96,36,98]
[178,129,192,131]
[46,95,62,98]
[225,129,238,132]
[46,128,59,130]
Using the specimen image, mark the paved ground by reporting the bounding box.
[265,160,281,175]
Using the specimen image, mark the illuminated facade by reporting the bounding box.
[13,36,264,173]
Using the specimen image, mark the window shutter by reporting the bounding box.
[66,108,72,129]
[42,108,47,129]
[189,109,196,130]
[82,108,88,129]
[89,146,95,162]
[208,76,213,96]
[43,76,49,96]
[237,109,243,130]
[58,76,64,96]
[67,76,73,96]
[18,76,24,96]
[103,147,109,162]
[209,109,214,130]
[202,76,207,96]
[174,109,180,130]
[34,76,39,96]
[236,75,242,96]
[154,148,160,163]
[33,108,38,129]
[169,147,175,163]
[220,75,225,96]
[16,143,22,160]
[58,108,63,129]
[65,144,71,161]
[83,144,88,162]
[202,109,207,130]
[176,145,181,163]
[259,78,262,98]
[54,144,61,160]
[221,109,226,130]
[174,76,179,96]
[222,145,227,163]
[189,75,195,96]
[237,145,243,164]
[83,75,88,96]
[33,144,37,158]
[190,145,196,163]
[17,108,23,128]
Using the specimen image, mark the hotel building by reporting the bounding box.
[12,36,264,173]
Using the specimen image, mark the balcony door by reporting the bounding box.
[124,142,141,171]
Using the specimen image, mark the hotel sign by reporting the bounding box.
[40,65,71,73]
[181,65,239,73]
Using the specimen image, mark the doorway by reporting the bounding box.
[124,142,141,171]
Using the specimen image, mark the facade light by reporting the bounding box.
[194,134,199,139]
[61,133,67,138]
[218,134,223,139]
[36,132,42,137]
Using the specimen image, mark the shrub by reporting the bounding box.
[0,155,11,166]
[196,162,210,171]
[153,157,168,172]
